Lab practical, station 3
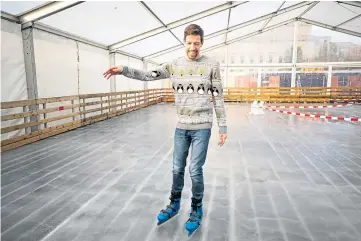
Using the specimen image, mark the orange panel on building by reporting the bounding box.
[268,76,280,87]
[331,76,338,87]
[330,76,339,95]
[349,75,361,87]
[250,77,257,87]
[235,76,257,87]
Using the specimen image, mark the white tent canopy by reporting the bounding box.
[2,1,361,65]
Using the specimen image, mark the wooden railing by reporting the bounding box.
[163,86,361,103]
[1,87,360,152]
[1,89,163,152]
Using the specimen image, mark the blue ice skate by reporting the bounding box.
[157,197,181,225]
[185,202,203,236]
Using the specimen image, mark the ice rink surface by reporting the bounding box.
[2,103,361,241]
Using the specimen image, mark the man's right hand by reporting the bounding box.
[103,66,123,79]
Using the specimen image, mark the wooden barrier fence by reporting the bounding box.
[163,86,361,103]
[1,87,360,152]
[1,89,163,152]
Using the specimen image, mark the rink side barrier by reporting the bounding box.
[1,86,360,151]
[162,86,361,103]
[263,106,361,122]
[264,103,353,109]
[1,89,163,152]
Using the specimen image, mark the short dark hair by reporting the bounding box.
[184,24,204,43]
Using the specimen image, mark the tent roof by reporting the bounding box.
[1,1,360,65]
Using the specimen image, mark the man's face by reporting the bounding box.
[185,35,202,60]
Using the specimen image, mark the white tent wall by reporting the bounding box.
[114,53,146,109]
[1,19,28,141]
[33,29,78,98]
[33,28,78,128]
[114,53,144,91]
[77,42,110,120]
[33,28,111,127]
[78,42,110,95]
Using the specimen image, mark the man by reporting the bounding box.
[103,24,227,236]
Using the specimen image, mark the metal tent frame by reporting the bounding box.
[1,0,361,91]
[2,1,360,63]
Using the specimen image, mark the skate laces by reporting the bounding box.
[162,199,179,214]
[188,203,202,222]
[165,203,174,211]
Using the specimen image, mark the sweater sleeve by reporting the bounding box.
[211,61,227,134]
[120,62,170,81]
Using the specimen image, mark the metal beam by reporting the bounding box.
[146,18,295,61]
[260,1,285,30]
[202,43,227,54]
[142,59,161,66]
[298,18,361,37]
[108,1,247,52]
[296,61,361,67]
[109,53,116,93]
[22,23,40,132]
[156,19,295,65]
[1,11,20,23]
[3,11,155,67]
[297,1,319,18]
[336,1,361,8]
[19,1,84,24]
[114,50,144,61]
[336,14,361,27]
[29,22,156,64]
[144,1,312,60]
[210,1,311,39]
[227,19,295,45]
[291,21,299,88]
[139,1,183,45]
[143,61,148,90]
[222,63,293,68]
[146,45,186,61]
[224,7,232,43]
[32,22,157,62]
[200,20,295,59]
[33,22,108,50]
[327,65,332,91]
[219,62,361,68]
[34,22,154,63]
[113,50,160,65]
[224,44,229,86]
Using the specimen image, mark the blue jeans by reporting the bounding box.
[171,128,211,204]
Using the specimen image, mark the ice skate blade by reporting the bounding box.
[157,212,179,226]
[185,224,201,237]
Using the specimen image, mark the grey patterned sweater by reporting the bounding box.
[119,55,227,134]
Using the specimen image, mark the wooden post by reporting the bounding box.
[43,103,47,128]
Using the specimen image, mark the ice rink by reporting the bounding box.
[2,103,361,241]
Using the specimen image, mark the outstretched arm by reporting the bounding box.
[211,61,227,145]
[104,62,170,81]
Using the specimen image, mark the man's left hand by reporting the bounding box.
[218,134,227,146]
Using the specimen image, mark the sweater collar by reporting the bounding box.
[185,54,205,62]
